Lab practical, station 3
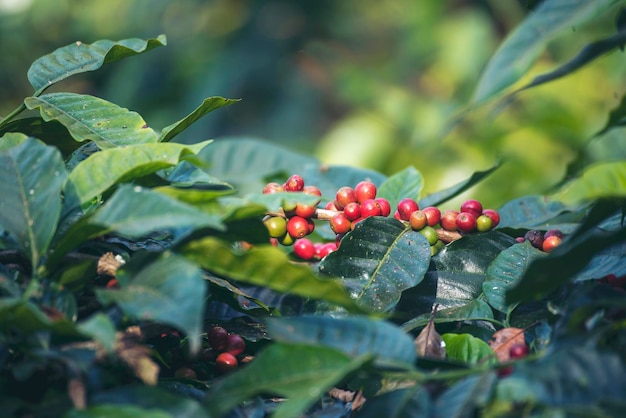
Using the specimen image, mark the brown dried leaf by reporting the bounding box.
[328,387,355,403]
[68,377,86,410]
[115,326,159,385]
[97,252,125,277]
[489,327,526,362]
[415,307,446,359]
[352,390,367,411]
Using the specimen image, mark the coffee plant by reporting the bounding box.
[1,1,626,417]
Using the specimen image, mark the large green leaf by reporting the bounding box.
[442,333,498,365]
[483,241,545,313]
[319,216,431,312]
[0,298,81,337]
[27,35,167,95]
[204,343,370,418]
[377,166,424,211]
[357,386,432,418]
[180,237,364,312]
[159,97,239,142]
[473,0,621,103]
[25,93,158,149]
[97,252,206,353]
[402,299,495,332]
[0,137,67,269]
[552,161,626,205]
[435,373,497,417]
[67,140,210,206]
[0,117,79,156]
[395,231,515,322]
[497,195,570,229]
[267,316,417,367]
[594,92,626,137]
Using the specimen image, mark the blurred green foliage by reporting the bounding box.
[1,0,624,208]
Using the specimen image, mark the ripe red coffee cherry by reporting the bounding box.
[294,202,317,218]
[456,212,477,233]
[542,235,562,253]
[421,206,441,227]
[335,186,357,210]
[360,199,381,218]
[440,210,459,231]
[287,216,310,239]
[293,238,316,260]
[216,352,238,373]
[409,210,428,231]
[315,242,337,259]
[482,209,500,228]
[354,181,377,203]
[262,182,284,194]
[509,343,529,359]
[544,229,563,239]
[302,185,322,197]
[460,199,483,218]
[225,333,246,356]
[208,326,229,351]
[375,198,391,217]
[325,201,338,211]
[330,213,352,234]
[476,214,493,232]
[263,216,287,238]
[343,202,361,221]
[397,198,419,221]
[283,174,305,192]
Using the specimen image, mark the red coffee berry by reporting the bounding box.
[460,199,483,218]
[397,198,419,221]
[375,198,391,217]
[393,210,402,221]
[509,343,529,359]
[315,242,337,259]
[283,174,305,192]
[225,333,246,356]
[421,206,441,227]
[287,216,310,239]
[544,229,563,239]
[325,201,339,211]
[208,326,229,351]
[302,185,322,197]
[343,202,361,221]
[294,202,317,218]
[330,213,352,234]
[216,352,238,373]
[293,238,316,260]
[305,218,315,234]
[360,198,382,218]
[440,210,459,231]
[542,235,562,253]
[335,186,357,210]
[482,209,500,228]
[262,182,284,194]
[354,181,377,203]
[409,210,428,231]
[456,212,477,233]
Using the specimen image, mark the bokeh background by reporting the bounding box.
[1,0,625,209]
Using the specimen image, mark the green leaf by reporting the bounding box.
[497,195,570,229]
[594,92,626,137]
[0,137,67,270]
[0,132,29,150]
[28,35,167,95]
[419,162,501,209]
[267,316,417,367]
[205,343,370,418]
[401,299,495,331]
[64,404,172,418]
[442,333,498,365]
[319,216,431,312]
[434,373,497,417]
[552,161,626,205]
[67,140,210,206]
[0,298,81,337]
[377,166,424,211]
[76,313,118,353]
[483,241,545,313]
[473,0,621,103]
[180,237,364,312]
[0,117,80,156]
[357,386,432,418]
[159,97,239,142]
[25,93,158,149]
[97,253,206,353]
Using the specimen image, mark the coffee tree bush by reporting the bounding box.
[1,1,625,417]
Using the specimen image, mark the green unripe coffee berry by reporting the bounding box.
[264,216,287,238]
[419,226,439,246]
[476,214,493,232]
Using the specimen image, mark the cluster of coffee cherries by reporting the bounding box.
[517,229,564,253]
[208,326,247,374]
[262,174,501,260]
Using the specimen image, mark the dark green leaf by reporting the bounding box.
[0,298,81,337]
[402,299,495,332]
[377,166,424,211]
[267,316,416,367]
[497,195,570,229]
[159,97,239,142]
[435,373,497,418]
[357,386,431,418]
[180,237,364,312]
[473,0,620,103]
[28,35,167,95]
[205,343,369,418]
[319,217,431,312]
[97,253,206,353]
[64,404,172,418]
[483,241,545,313]
[441,333,498,365]
[76,313,117,353]
[67,140,210,206]
[0,117,79,156]
[418,162,501,209]
[0,137,67,269]
[25,93,158,149]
